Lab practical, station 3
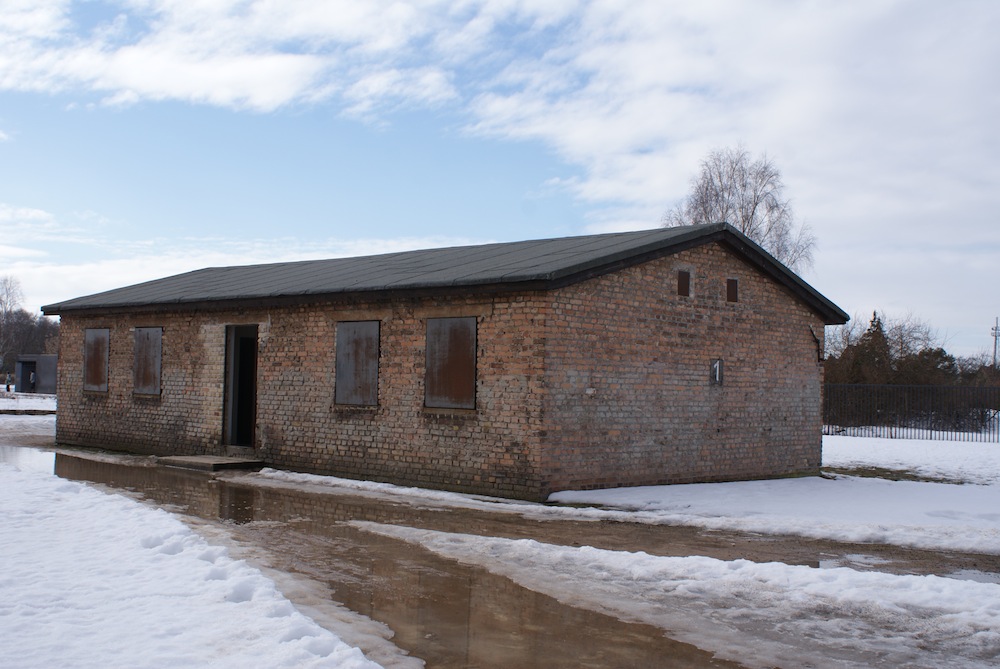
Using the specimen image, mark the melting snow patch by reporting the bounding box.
[353,522,1000,669]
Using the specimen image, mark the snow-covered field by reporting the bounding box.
[2,399,999,669]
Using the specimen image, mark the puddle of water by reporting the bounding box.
[818,552,1000,585]
[48,451,742,669]
[7,440,1000,668]
[947,569,1000,584]
[818,553,892,571]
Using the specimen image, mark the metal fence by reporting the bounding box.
[823,384,1000,442]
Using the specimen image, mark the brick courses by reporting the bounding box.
[55,240,827,501]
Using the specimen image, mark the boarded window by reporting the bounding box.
[84,328,110,392]
[677,270,691,297]
[425,317,476,410]
[726,278,739,303]
[335,321,380,406]
[134,327,162,395]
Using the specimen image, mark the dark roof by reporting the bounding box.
[42,222,848,324]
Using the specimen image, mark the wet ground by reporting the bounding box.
[4,434,1000,668]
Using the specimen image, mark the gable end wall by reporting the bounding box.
[540,241,825,494]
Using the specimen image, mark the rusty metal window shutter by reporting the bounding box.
[425,317,476,409]
[134,327,162,395]
[678,270,690,297]
[84,328,110,392]
[335,321,380,406]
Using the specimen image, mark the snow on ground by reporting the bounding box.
[4,410,1000,668]
[259,435,1000,667]
[0,427,380,669]
[824,434,1000,485]
[0,392,56,412]
[547,436,1000,555]
[256,436,1000,556]
[355,522,1000,669]
[551,474,1000,554]
[0,413,58,442]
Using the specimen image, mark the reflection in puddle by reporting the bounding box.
[48,452,741,669]
[219,483,257,524]
[0,445,54,474]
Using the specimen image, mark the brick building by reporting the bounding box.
[42,223,848,501]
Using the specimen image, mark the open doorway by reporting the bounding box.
[224,325,258,448]
[18,361,37,393]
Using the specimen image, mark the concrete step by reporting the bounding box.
[158,455,264,472]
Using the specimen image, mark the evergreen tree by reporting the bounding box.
[852,312,892,384]
[893,348,959,385]
[826,312,892,384]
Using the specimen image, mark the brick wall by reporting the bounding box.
[56,295,550,499]
[56,313,229,455]
[253,296,548,498]
[55,240,825,501]
[540,242,825,493]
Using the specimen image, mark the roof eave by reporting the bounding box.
[42,222,848,325]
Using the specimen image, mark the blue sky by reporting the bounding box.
[1,1,998,356]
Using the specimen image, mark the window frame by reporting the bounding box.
[133,327,163,396]
[83,328,110,393]
[335,320,380,406]
[424,317,477,410]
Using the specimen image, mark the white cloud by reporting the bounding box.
[0,203,60,231]
[0,203,108,247]
[0,245,44,259]
[453,1,1000,356]
[0,0,71,39]
[0,1,578,112]
[1,1,997,354]
[342,66,457,118]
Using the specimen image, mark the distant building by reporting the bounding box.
[42,223,848,501]
[15,354,58,394]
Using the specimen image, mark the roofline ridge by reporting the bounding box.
[41,222,846,325]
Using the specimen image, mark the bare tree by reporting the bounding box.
[884,312,938,361]
[824,317,864,360]
[0,275,23,315]
[663,146,816,270]
[0,275,24,371]
[0,277,59,374]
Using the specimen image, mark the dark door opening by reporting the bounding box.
[19,361,37,393]
[224,325,258,448]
